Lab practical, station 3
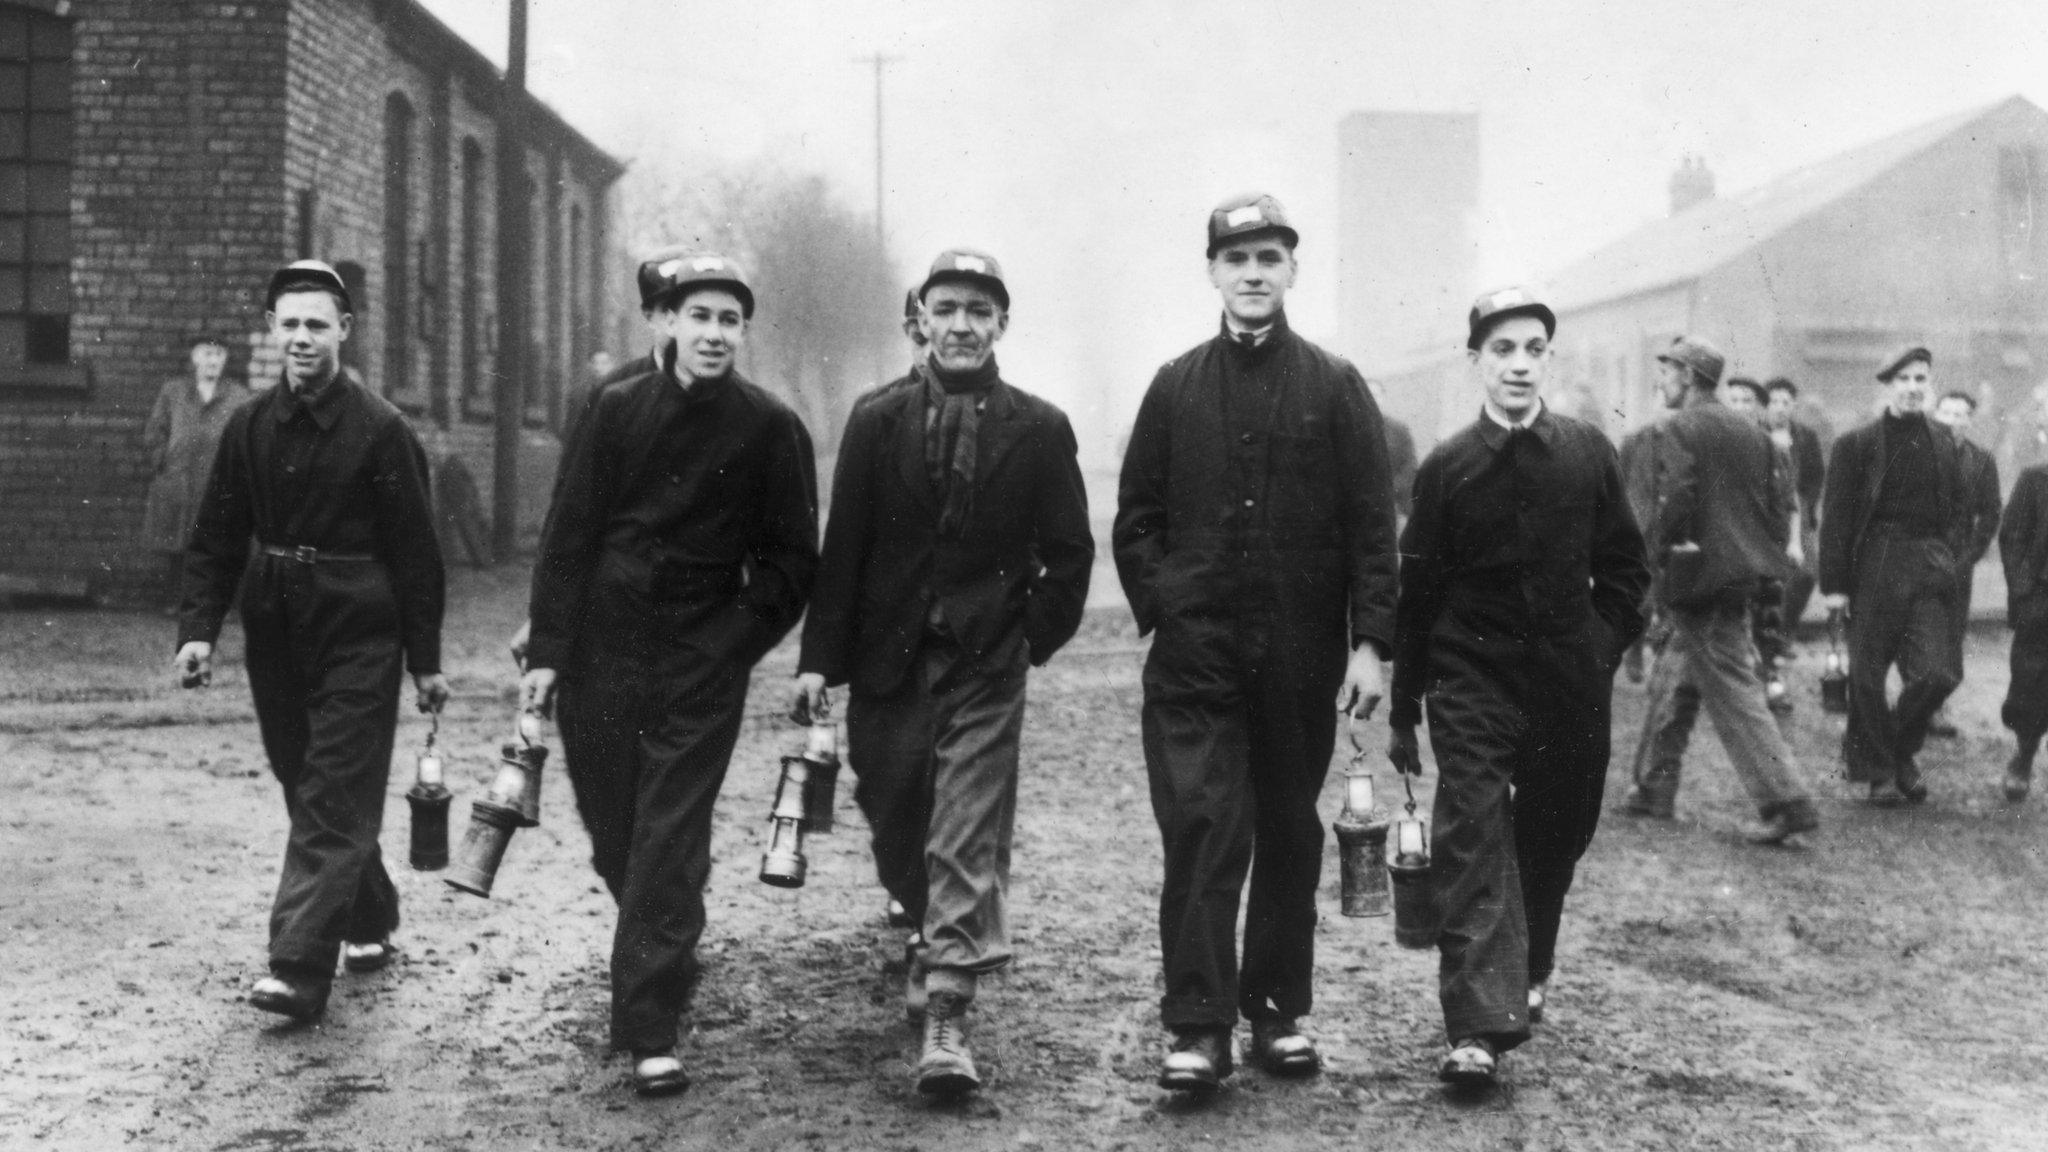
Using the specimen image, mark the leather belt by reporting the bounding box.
[259,543,375,563]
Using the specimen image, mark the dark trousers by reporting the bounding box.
[2002,596,2048,744]
[1425,636,1610,1052]
[558,638,749,1053]
[240,557,404,982]
[1843,534,1961,782]
[1141,627,1339,1031]
[847,631,1028,998]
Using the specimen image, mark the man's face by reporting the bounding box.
[1723,385,1759,415]
[1766,387,1796,428]
[1934,396,1974,435]
[589,350,616,378]
[1655,359,1691,409]
[919,281,1006,372]
[267,291,350,391]
[1207,236,1296,327]
[1469,315,1549,420]
[190,341,228,382]
[1885,359,1931,415]
[655,289,746,382]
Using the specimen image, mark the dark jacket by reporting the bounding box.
[2002,465,2048,610]
[178,373,445,673]
[527,352,818,673]
[1390,405,1649,727]
[1818,411,1964,598]
[1785,420,1826,532]
[1957,436,2003,568]
[1114,317,1398,659]
[1384,413,1420,518]
[1651,393,1797,606]
[798,368,1094,697]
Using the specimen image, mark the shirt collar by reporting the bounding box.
[272,370,346,429]
[659,339,732,401]
[1476,398,1551,451]
[1218,311,1289,348]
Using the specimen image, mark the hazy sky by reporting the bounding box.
[419,0,2047,456]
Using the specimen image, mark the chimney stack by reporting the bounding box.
[1669,155,1716,215]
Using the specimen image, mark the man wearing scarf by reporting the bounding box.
[795,249,1094,1098]
[1115,194,1399,1093]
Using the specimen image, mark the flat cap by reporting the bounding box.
[1658,336,1727,389]
[1876,344,1932,382]
[265,259,351,313]
[918,248,1009,310]
[637,248,754,317]
[1466,286,1556,351]
[1206,193,1299,258]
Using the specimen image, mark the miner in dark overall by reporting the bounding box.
[1115,193,1399,1092]
[1388,287,1648,1087]
[174,259,449,1024]
[520,250,818,1097]
[1999,460,2048,801]
[1924,389,2001,739]
[1818,346,1963,804]
[794,250,1094,1097]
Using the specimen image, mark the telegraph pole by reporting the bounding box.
[856,51,896,247]
[491,0,530,563]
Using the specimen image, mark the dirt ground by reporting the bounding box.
[5,566,2048,1151]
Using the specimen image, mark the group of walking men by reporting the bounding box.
[170,190,2047,1107]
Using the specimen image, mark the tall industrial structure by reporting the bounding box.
[1336,110,1480,431]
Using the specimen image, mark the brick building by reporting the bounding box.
[0,0,621,602]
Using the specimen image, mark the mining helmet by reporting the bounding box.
[1206,193,1299,258]
[1466,286,1556,351]
[1658,336,1728,389]
[917,248,1009,310]
[637,248,755,318]
[265,259,352,313]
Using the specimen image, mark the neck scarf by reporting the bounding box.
[924,355,999,537]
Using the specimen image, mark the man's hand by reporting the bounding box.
[1335,645,1385,720]
[508,620,531,671]
[791,672,830,725]
[1787,534,1805,568]
[520,668,558,718]
[1389,724,1424,776]
[1822,592,1849,614]
[413,672,450,713]
[174,641,213,689]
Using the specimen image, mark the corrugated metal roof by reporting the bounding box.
[1546,97,2024,311]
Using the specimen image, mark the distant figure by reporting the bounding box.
[1925,390,2002,739]
[1999,461,2048,801]
[1616,415,1662,684]
[1764,377,1826,629]
[1720,375,1766,418]
[140,335,250,606]
[1622,338,1816,844]
[1368,378,1420,518]
[1819,346,1965,805]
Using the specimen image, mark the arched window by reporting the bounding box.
[459,136,486,416]
[383,93,414,399]
[0,3,71,375]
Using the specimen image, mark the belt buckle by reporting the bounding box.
[292,545,317,564]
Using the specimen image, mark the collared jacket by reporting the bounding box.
[1818,412,1964,598]
[1113,315,1398,662]
[178,373,445,673]
[140,374,252,552]
[527,351,818,673]
[2002,465,2048,611]
[1957,436,2003,569]
[798,365,1094,697]
[1390,406,1649,727]
[1649,392,1797,606]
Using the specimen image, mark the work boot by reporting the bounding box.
[248,973,328,1023]
[1439,1036,1498,1087]
[915,991,980,1097]
[2004,742,2036,802]
[1157,1027,1233,1092]
[1894,759,1929,804]
[1527,980,1548,1024]
[1927,708,1959,739]
[1620,785,1674,819]
[342,938,396,973]
[1743,801,1820,845]
[1247,1018,1319,1076]
[902,933,928,1023]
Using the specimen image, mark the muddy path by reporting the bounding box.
[4,567,2046,1150]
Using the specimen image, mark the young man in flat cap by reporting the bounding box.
[1389,289,1648,1087]
[175,260,449,1023]
[1819,346,1965,804]
[795,250,1093,1097]
[1116,194,1399,1092]
[521,250,818,1096]
[1622,337,1817,844]
[1924,390,2001,739]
